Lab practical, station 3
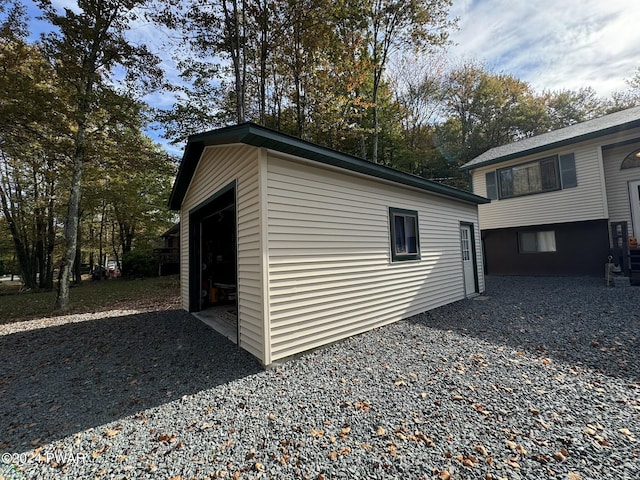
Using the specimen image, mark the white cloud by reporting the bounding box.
[448,0,640,96]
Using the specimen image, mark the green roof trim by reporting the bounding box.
[168,122,489,210]
[460,106,640,171]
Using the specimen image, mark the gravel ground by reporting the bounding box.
[1,276,639,479]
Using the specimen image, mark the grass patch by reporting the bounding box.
[0,275,181,324]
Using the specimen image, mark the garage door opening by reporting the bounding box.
[189,182,238,342]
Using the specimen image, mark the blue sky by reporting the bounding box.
[448,0,640,96]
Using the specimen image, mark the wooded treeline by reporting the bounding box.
[1,0,639,308]
[155,0,640,176]
[0,0,175,305]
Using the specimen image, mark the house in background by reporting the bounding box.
[461,105,640,283]
[154,223,180,276]
[169,123,489,366]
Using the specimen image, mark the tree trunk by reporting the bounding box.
[258,0,268,125]
[56,151,83,309]
[372,65,381,164]
[0,188,37,290]
[99,200,106,270]
[43,179,56,289]
[111,221,121,272]
[223,0,246,123]
[56,88,89,307]
[73,213,82,284]
[372,103,379,163]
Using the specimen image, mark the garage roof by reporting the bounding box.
[461,105,640,171]
[168,122,489,209]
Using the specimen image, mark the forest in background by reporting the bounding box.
[1,0,639,308]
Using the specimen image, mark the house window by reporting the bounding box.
[389,208,420,262]
[621,148,640,170]
[498,156,560,198]
[518,231,556,253]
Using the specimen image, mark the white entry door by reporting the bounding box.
[630,180,640,238]
[460,224,477,297]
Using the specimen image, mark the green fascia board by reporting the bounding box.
[169,122,490,210]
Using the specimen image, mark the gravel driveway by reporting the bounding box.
[1,276,638,479]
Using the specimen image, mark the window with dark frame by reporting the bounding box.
[518,230,557,253]
[389,208,420,262]
[498,155,560,198]
[485,153,576,200]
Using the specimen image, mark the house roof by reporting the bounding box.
[168,122,489,210]
[461,105,640,171]
[161,223,180,237]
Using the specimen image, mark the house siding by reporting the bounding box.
[472,142,608,230]
[180,145,264,361]
[265,154,482,361]
[602,138,640,237]
[482,219,610,276]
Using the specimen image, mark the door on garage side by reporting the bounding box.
[460,223,478,297]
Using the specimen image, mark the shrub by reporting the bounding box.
[123,249,158,278]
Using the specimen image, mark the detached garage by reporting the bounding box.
[168,123,489,366]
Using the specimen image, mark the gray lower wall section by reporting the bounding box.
[482,219,610,276]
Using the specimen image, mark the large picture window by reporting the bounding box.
[389,208,420,262]
[498,156,560,198]
[518,230,556,253]
[485,153,576,200]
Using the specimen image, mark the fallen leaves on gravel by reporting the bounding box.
[438,469,451,480]
[155,433,177,443]
[619,428,637,442]
[474,444,488,456]
[104,427,120,437]
[456,453,479,468]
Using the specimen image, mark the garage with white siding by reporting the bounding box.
[168,123,489,366]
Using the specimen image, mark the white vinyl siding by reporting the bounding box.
[603,140,640,237]
[265,154,482,361]
[180,145,264,361]
[473,143,608,230]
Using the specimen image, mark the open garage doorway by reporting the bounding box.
[189,182,238,342]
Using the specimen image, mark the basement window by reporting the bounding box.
[389,207,420,262]
[518,230,556,253]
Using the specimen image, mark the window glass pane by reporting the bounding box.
[519,230,556,253]
[499,156,561,198]
[536,231,556,252]
[519,232,537,252]
[405,216,417,254]
[499,169,513,197]
[394,215,406,253]
[621,149,640,169]
[540,158,559,190]
[513,163,541,195]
